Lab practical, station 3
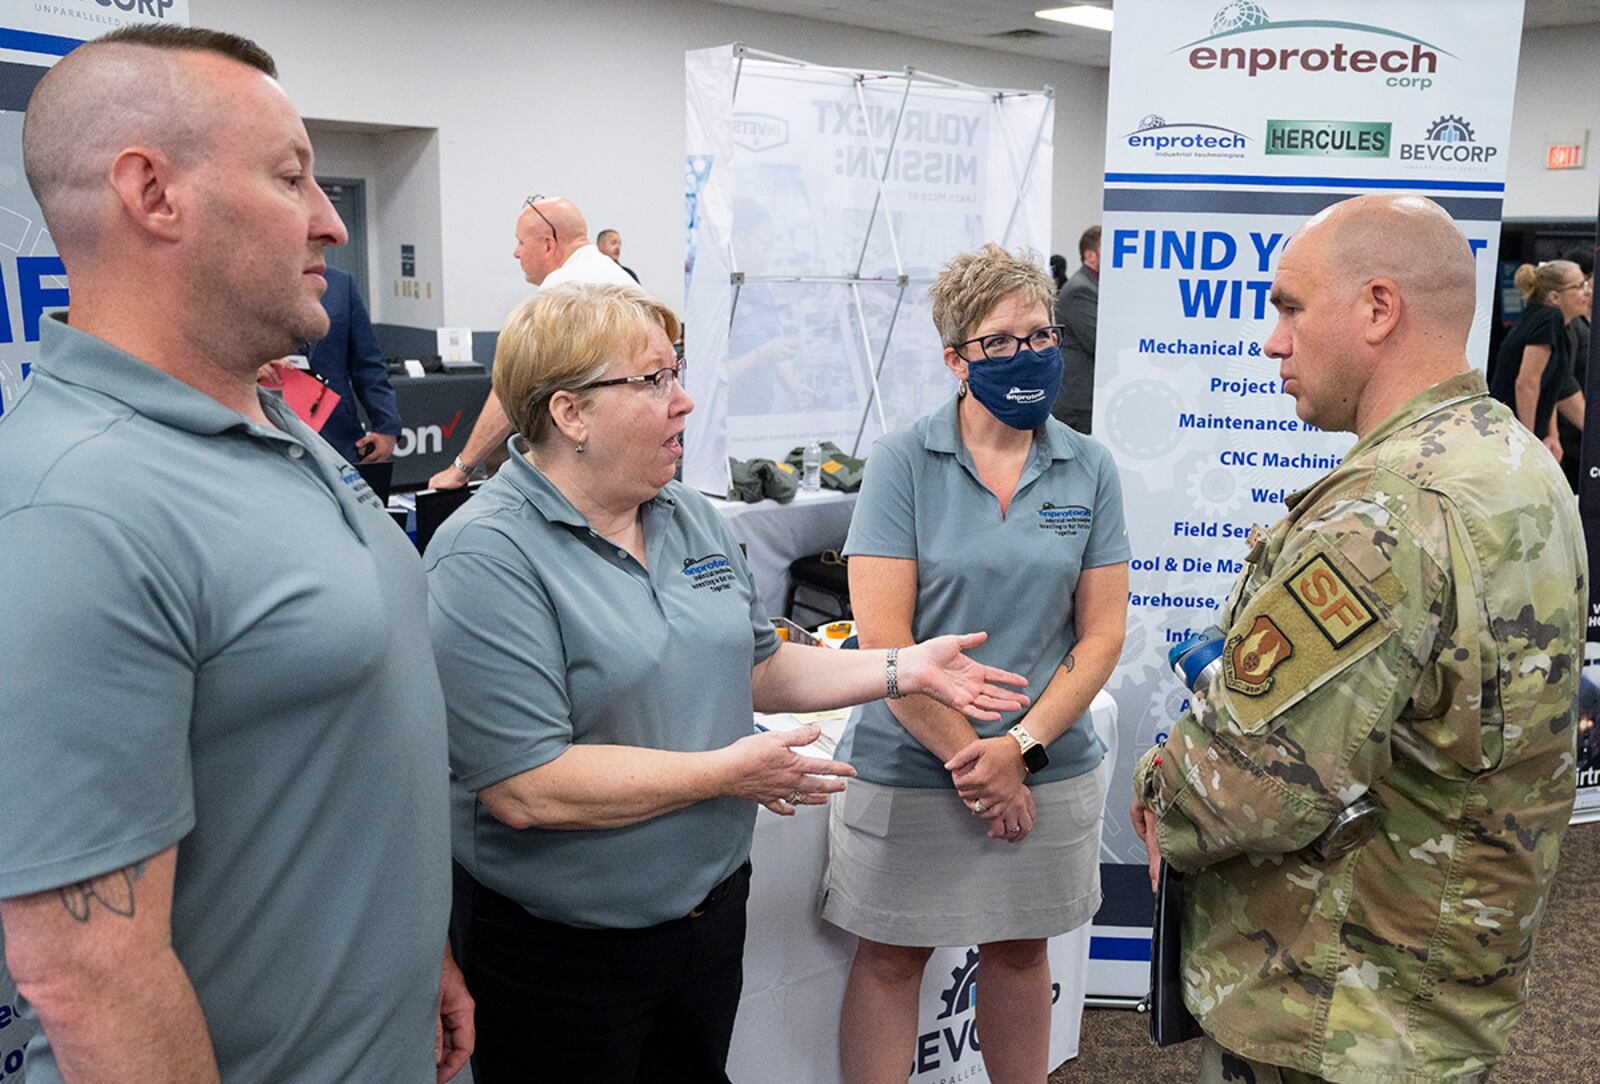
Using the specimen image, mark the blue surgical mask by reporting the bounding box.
[964,346,1064,430]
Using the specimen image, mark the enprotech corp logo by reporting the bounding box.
[1177,2,1450,91]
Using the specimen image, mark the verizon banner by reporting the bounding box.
[1087,0,1525,996]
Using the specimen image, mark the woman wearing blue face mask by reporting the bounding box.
[822,243,1131,1083]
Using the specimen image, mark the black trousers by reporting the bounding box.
[451,861,751,1084]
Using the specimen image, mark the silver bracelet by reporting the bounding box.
[885,647,903,699]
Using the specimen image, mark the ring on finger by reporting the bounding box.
[971,798,984,815]
[789,791,805,806]
[1007,825,1022,837]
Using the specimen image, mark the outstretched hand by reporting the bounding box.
[723,725,857,816]
[900,632,1030,720]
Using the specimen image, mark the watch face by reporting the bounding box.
[1023,744,1049,773]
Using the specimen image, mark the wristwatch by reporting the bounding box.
[1008,724,1049,773]
[452,454,476,477]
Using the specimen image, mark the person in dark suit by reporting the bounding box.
[596,228,639,283]
[307,265,401,464]
[1050,226,1099,433]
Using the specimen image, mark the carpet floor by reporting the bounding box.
[1052,821,1600,1083]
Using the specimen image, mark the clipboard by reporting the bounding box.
[262,365,340,432]
[1141,861,1204,1046]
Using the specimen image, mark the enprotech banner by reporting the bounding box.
[1087,0,1526,996]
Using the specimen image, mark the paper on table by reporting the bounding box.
[753,709,850,758]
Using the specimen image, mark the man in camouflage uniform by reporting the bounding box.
[1131,194,1586,1083]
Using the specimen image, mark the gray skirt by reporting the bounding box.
[819,770,1106,947]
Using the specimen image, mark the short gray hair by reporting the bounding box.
[929,243,1055,346]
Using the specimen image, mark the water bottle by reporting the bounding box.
[1168,627,1227,727]
[1166,626,1383,860]
[802,440,823,493]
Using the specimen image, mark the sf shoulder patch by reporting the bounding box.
[1213,537,1397,736]
[1284,553,1377,647]
[1223,615,1294,696]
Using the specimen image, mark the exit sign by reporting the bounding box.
[1545,128,1588,170]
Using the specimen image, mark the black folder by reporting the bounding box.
[1144,861,1204,1046]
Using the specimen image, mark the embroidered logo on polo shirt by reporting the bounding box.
[1223,615,1294,696]
[337,464,384,509]
[1038,503,1092,537]
[682,553,736,593]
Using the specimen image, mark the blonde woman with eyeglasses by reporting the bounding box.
[423,281,1032,1082]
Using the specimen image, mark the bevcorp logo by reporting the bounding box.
[909,949,1062,1080]
[1399,114,1498,168]
[1175,2,1453,92]
[1125,114,1249,160]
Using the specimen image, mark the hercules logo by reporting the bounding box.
[1223,615,1293,696]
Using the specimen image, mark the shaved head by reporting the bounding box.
[524,196,588,245]
[1288,194,1477,344]
[514,195,592,283]
[23,28,276,257]
[1265,195,1479,436]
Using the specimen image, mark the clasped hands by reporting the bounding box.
[945,735,1034,843]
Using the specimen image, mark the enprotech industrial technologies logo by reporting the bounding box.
[1176,2,1453,91]
[1265,118,1391,157]
[1126,115,1249,159]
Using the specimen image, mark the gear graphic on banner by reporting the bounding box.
[937,948,982,1020]
[1187,459,1248,516]
[1426,115,1475,143]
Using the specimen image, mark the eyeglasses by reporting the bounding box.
[522,195,558,244]
[576,363,685,400]
[1555,280,1590,293]
[953,325,1064,361]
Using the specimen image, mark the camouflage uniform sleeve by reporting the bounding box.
[1136,496,1448,872]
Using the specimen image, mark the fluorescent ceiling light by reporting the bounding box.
[1035,5,1114,31]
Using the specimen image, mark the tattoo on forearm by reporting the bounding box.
[1063,654,1076,673]
[58,861,147,924]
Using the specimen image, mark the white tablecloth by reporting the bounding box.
[708,489,858,618]
[728,692,1119,1084]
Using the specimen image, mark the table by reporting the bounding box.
[728,692,1119,1083]
[707,488,858,618]
[388,372,492,488]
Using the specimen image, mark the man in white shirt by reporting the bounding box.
[428,195,638,490]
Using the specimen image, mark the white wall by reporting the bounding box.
[1504,25,1600,221]
[307,125,446,327]
[193,0,1109,331]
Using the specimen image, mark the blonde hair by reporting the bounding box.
[1513,260,1581,304]
[493,282,681,445]
[929,243,1055,347]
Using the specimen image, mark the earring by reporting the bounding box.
[958,379,969,398]
[575,440,586,454]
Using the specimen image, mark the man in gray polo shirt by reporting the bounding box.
[0,26,468,1083]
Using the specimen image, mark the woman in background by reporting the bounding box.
[1490,259,1590,461]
